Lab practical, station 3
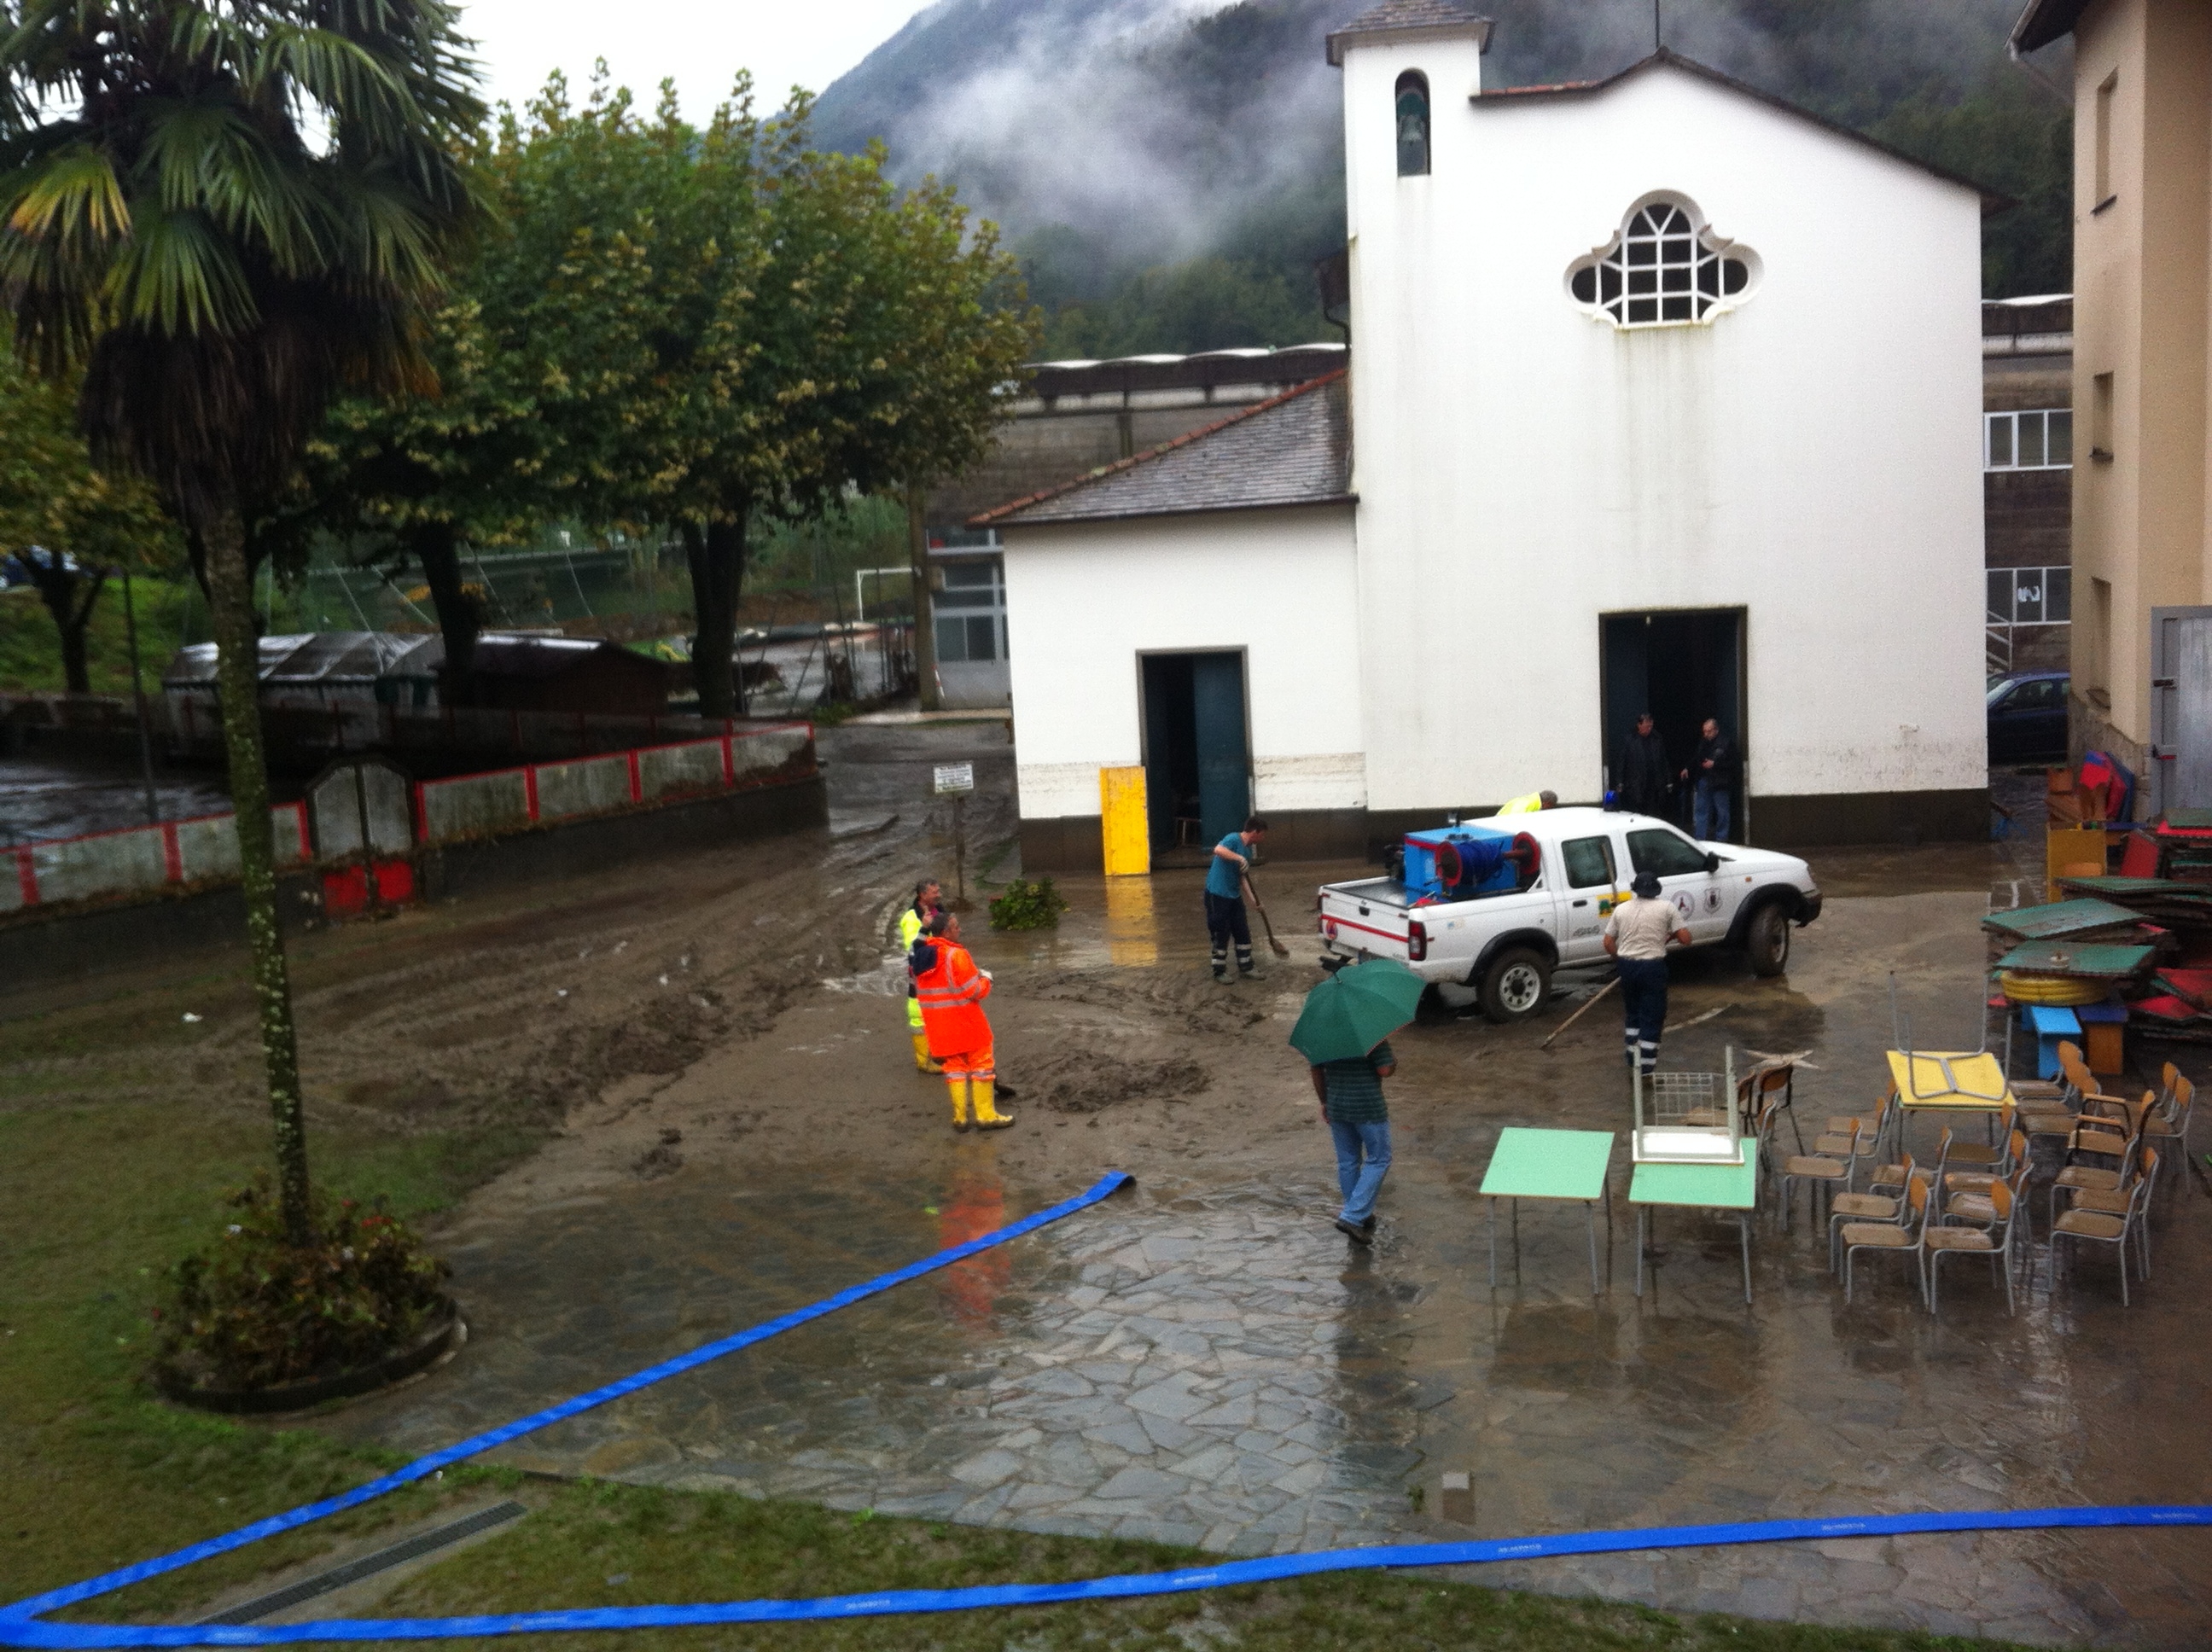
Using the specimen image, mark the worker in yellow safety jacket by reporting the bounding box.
[898,878,943,1072]
[1497,789,1558,816]
[911,910,1014,1131]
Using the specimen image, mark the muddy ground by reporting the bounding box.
[10,736,2211,1645]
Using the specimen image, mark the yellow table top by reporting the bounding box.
[1885,1050,2015,1111]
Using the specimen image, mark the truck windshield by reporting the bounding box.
[1627,828,1709,877]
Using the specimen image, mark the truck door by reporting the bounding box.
[1627,824,1731,942]
[1557,832,1621,963]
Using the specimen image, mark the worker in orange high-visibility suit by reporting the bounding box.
[911,910,1014,1131]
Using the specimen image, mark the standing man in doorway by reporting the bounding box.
[1604,870,1692,1078]
[1206,814,1270,983]
[1619,713,1670,817]
[899,877,943,1073]
[1682,718,1738,843]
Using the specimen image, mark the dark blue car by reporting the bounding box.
[1988,671,2069,765]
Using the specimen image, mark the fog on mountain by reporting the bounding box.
[813,0,2074,357]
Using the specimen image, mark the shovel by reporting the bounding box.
[1242,874,1294,959]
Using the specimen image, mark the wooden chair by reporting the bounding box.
[1945,1152,2031,1238]
[1947,1101,2016,1169]
[1839,1175,1930,1306]
[2040,1169,2153,1306]
[2144,1073,2193,1195]
[1828,1158,1919,1274]
[1778,1118,1868,1232]
[2062,1147,2159,1276]
[1738,1062,1802,1153]
[1926,1179,2022,1315]
[1945,1129,2028,1209]
[2047,1128,2139,1236]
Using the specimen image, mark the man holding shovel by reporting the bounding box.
[1205,814,1272,983]
[1291,957,1424,1245]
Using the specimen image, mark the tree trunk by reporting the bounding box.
[413,521,483,705]
[685,501,749,719]
[204,508,313,1248]
[23,551,107,695]
[906,487,939,711]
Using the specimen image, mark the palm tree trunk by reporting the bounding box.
[204,508,313,1247]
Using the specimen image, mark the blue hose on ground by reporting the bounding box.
[4,1167,2205,1647]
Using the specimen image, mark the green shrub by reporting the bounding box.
[988,876,1070,930]
[150,1174,451,1393]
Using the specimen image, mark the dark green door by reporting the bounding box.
[1190,652,1250,847]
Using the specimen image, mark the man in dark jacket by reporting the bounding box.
[1619,712,1670,817]
[1682,718,1738,842]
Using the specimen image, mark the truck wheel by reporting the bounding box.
[1746,901,1792,977]
[1480,949,1552,1024]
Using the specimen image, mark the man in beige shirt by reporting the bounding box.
[1603,871,1692,1075]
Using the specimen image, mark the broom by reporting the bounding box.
[1242,874,1294,959]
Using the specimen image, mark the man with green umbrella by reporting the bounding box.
[1292,959,1424,1245]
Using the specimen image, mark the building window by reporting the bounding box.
[2093,71,2116,207]
[934,558,1005,664]
[1987,566,2072,626]
[1566,195,1758,328]
[2091,371,2115,460]
[1985,410,2072,470]
[1395,72,1429,177]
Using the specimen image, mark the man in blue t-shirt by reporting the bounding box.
[1203,815,1269,982]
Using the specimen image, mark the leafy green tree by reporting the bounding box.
[0,0,483,1246]
[0,352,179,691]
[298,73,684,693]
[649,89,1038,717]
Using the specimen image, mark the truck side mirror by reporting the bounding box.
[1704,852,1721,874]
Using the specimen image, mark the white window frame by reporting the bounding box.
[1984,409,2072,471]
[1986,564,2073,627]
[1565,193,1761,329]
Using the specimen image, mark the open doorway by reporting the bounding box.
[1600,609,1746,839]
[1140,651,1250,856]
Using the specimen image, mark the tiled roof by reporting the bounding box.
[970,372,1352,528]
[1326,0,1492,63]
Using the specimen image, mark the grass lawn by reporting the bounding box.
[3,1002,2029,1649]
[0,578,198,696]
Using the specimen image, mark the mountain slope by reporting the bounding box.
[815,0,2072,353]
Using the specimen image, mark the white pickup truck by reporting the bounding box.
[1315,806,1823,1022]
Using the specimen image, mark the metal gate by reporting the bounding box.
[2151,606,2212,813]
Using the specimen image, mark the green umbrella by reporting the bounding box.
[1289,958,1426,1065]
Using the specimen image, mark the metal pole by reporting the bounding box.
[955,793,967,906]
[122,564,160,824]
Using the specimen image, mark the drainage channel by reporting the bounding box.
[196,1502,527,1626]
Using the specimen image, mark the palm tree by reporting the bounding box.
[0,1,484,1244]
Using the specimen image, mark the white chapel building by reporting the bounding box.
[975,1,1993,870]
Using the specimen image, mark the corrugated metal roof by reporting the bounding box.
[971,373,1352,528]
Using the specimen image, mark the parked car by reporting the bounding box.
[1988,670,2069,765]
[1316,807,1823,1022]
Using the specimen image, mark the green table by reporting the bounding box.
[1630,1153,1760,1304]
[1480,1127,1615,1294]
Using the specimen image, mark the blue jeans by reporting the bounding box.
[1694,777,1731,843]
[1328,1118,1392,1225]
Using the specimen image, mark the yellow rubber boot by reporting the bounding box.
[971,1077,1014,1130]
[911,1032,941,1073]
[947,1077,972,1131]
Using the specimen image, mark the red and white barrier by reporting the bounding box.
[3,804,311,916]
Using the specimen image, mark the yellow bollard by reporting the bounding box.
[1100,765,1150,878]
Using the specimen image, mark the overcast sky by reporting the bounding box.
[458,0,929,121]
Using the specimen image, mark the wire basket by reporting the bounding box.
[1633,1049,1744,1164]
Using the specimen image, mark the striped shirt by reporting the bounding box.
[1319,1038,1395,1124]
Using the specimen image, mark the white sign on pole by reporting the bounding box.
[933,761,975,796]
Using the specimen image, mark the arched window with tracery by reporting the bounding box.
[1566,196,1760,328]
[1395,72,1429,177]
